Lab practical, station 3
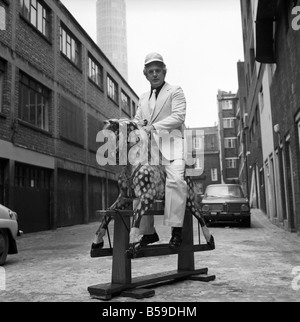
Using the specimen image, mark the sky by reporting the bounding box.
[60,0,244,128]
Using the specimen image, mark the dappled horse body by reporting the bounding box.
[92,119,214,257]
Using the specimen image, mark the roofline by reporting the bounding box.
[55,0,139,99]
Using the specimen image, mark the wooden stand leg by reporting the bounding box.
[111,214,131,285]
[178,211,195,271]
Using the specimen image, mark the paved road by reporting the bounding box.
[1,209,300,302]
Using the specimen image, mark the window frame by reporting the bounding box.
[19,0,51,40]
[193,137,202,150]
[107,74,119,104]
[223,118,235,129]
[121,90,130,116]
[18,72,50,132]
[211,168,218,182]
[60,24,81,69]
[195,157,203,170]
[0,70,4,114]
[131,101,136,117]
[225,158,238,169]
[88,55,104,90]
[222,100,233,110]
[224,137,237,149]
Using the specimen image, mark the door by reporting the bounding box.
[0,159,4,205]
[57,170,84,227]
[14,163,51,233]
[88,175,103,222]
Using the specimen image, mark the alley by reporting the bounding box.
[1,209,300,302]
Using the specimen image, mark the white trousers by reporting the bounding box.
[138,159,187,235]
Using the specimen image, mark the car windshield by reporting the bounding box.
[205,185,245,198]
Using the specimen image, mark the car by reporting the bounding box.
[0,203,22,265]
[200,184,251,227]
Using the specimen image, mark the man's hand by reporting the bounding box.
[143,125,155,135]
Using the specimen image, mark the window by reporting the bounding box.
[211,168,218,182]
[88,114,104,152]
[195,158,203,170]
[15,163,50,189]
[222,100,233,110]
[223,118,235,128]
[224,138,237,149]
[60,96,84,146]
[60,25,81,68]
[121,90,130,116]
[0,6,6,31]
[0,67,4,114]
[107,74,118,104]
[132,101,136,117]
[88,55,103,89]
[193,137,202,150]
[226,158,238,169]
[19,72,50,131]
[20,0,51,39]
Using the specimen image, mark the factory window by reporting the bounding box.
[60,96,84,147]
[121,90,130,116]
[60,25,81,68]
[20,0,51,39]
[88,55,103,90]
[19,72,50,131]
[0,68,4,114]
[107,74,118,104]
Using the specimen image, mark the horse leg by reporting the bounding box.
[92,193,132,249]
[127,194,155,258]
[185,178,215,248]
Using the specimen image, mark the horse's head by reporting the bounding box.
[103,119,147,165]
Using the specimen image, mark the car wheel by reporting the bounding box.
[0,229,9,266]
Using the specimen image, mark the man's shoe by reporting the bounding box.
[169,227,183,249]
[139,232,159,247]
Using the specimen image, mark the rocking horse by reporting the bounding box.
[91,118,215,258]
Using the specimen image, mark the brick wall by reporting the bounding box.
[269,4,300,231]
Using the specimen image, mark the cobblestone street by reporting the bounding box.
[1,209,300,302]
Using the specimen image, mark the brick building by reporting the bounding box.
[239,0,300,235]
[217,90,240,185]
[187,126,221,204]
[0,0,138,233]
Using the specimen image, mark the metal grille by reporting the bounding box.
[209,204,223,211]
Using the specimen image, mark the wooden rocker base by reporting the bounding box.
[88,209,216,301]
[88,268,211,301]
[91,242,215,259]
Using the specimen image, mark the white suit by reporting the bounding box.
[133,82,188,233]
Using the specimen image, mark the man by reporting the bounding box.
[133,52,187,249]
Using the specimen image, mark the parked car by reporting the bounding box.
[0,204,22,265]
[200,184,251,227]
